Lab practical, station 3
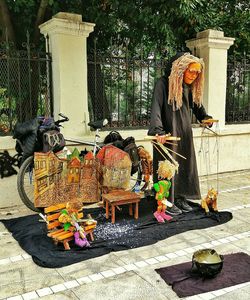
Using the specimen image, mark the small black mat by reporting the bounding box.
[1,198,232,268]
[156,252,250,298]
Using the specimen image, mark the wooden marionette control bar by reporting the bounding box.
[202,119,219,123]
[201,119,219,127]
[144,136,181,141]
[102,190,141,224]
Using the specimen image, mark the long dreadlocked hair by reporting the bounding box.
[168,53,205,110]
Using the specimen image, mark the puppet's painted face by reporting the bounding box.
[183,62,201,85]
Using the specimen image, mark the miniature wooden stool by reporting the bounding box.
[102,190,141,224]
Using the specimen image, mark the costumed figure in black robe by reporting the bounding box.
[148,52,212,215]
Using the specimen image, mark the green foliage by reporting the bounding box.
[2,0,249,127]
[192,0,250,58]
[3,0,249,57]
[5,0,38,46]
[81,0,249,59]
[0,87,7,96]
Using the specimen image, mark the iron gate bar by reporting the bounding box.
[0,29,53,136]
[226,53,250,124]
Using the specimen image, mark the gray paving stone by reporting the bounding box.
[0,260,63,299]
[73,270,170,300]
[56,252,122,280]
[1,170,250,300]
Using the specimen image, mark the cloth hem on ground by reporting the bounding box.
[0,199,232,268]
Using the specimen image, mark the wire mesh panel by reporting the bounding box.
[87,42,169,129]
[226,54,250,123]
[0,32,53,136]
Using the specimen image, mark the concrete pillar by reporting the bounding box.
[186,30,234,128]
[39,12,95,138]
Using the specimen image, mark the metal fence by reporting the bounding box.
[87,43,169,129]
[3,32,247,135]
[0,31,53,136]
[226,54,250,123]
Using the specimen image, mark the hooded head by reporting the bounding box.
[166,52,205,110]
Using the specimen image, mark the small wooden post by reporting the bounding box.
[111,205,115,223]
[105,199,109,219]
[134,202,139,219]
[129,204,133,216]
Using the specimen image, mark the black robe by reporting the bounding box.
[148,75,211,200]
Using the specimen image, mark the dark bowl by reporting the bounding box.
[191,249,224,278]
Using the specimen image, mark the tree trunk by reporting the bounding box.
[0,0,50,124]
[0,0,16,44]
[1,0,110,125]
[33,0,49,46]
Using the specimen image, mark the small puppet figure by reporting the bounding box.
[58,201,83,230]
[153,158,178,223]
[73,222,90,248]
[201,188,218,214]
[74,231,90,247]
[157,159,178,180]
[153,180,173,222]
[137,146,153,190]
[58,201,90,248]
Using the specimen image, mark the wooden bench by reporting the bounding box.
[44,203,96,250]
[102,190,141,224]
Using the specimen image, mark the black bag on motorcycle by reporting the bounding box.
[13,118,39,140]
[42,130,65,153]
[13,118,40,163]
[103,130,124,149]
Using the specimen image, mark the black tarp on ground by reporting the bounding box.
[156,252,250,298]
[1,198,232,268]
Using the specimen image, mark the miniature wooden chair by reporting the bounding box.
[44,203,96,250]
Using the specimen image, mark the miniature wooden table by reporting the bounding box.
[102,190,141,224]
